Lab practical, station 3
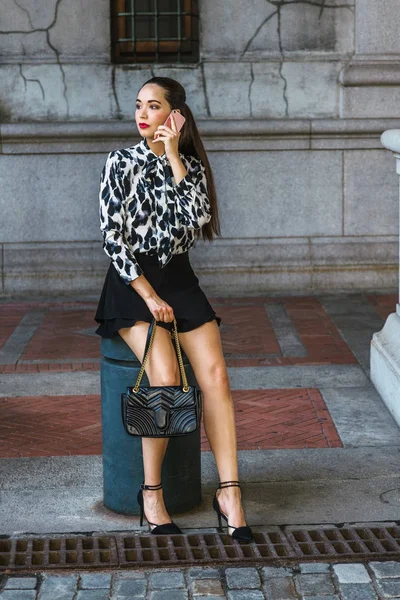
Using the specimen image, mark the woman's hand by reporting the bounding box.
[145,294,175,323]
[131,276,174,322]
[153,113,181,160]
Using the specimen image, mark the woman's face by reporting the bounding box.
[135,84,172,140]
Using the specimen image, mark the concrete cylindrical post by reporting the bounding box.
[100,332,202,516]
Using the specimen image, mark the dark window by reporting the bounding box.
[111,0,200,64]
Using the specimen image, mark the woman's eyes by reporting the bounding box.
[136,105,158,109]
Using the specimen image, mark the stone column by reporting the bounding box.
[370,130,400,426]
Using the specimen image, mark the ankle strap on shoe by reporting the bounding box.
[140,482,162,491]
[218,480,240,489]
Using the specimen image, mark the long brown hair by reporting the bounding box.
[137,76,221,241]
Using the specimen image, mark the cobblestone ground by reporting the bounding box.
[2,561,400,599]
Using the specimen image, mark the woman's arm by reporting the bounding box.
[99,151,144,285]
[99,152,173,321]
[168,155,212,229]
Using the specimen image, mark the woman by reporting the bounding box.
[94,76,253,543]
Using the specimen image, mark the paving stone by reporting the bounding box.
[0,590,36,600]
[113,578,147,597]
[333,563,371,583]
[263,576,298,599]
[192,578,224,595]
[114,572,148,580]
[295,573,336,595]
[37,592,75,600]
[338,583,378,600]
[261,566,294,578]
[194,597,226,600]
[149,571,185,589]
[227,592,265,600]
[80,573,112,589]
[369,561,400,579]
[376,579,400,597]
[189,568,221,579]
[149,591,188,600]
[300,597,339,600]
[0,592,37,600]
[75,591,109,600]
[225,567,261,589]
[3,577,37,589]
[299,563,330,573]
[37,574,79,600]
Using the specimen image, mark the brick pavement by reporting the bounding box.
[1,292,400,580]
[0,387,341,458]
[0,295,365,373]
[0,293,395,458]
[2,561,400,599]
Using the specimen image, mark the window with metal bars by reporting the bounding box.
[111,0,200,64]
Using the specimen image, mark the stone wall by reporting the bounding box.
[0,0,399,295]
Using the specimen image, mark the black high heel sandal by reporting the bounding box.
[212,480,254,543]
[137,482,182,535]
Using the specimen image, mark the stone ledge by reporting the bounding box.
[340,61,400,86]
[2,118,400,153]
[0,237,397,295]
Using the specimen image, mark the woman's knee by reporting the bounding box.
[148,366,181,387]
[201,361,230,393]
[117,323,180,385]
[147,339,181,387]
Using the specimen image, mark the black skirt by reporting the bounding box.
[94,249,222,338]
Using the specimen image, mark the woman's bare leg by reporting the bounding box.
[118,322,180,527]
[178,320,246,528]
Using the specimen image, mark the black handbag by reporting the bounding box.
[121,318,203,437]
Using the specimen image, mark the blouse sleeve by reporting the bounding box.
[172,157,212,229]
[99,151,144,284]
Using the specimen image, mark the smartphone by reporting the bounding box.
[154,109,186,139]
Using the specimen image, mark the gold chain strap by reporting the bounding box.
[172,319,190,392]
[133,318,189,393]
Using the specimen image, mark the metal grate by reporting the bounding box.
[286,526,400,558]
[0,536,118,570]
[2,526,400,571]
[116,531,294,566]
[111,0,200,64]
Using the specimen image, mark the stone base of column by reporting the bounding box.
[370,303,400,427]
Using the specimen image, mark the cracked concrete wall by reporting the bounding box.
[341,0,400,118]
[0,0,110,121]
[0,0,355,121]
[1,0,400,295]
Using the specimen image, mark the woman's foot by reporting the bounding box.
[142,486,173,529]
[215,484,247,529]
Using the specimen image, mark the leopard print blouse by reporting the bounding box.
[99,136,212,285]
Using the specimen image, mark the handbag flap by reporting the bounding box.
[126,385,197,407]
